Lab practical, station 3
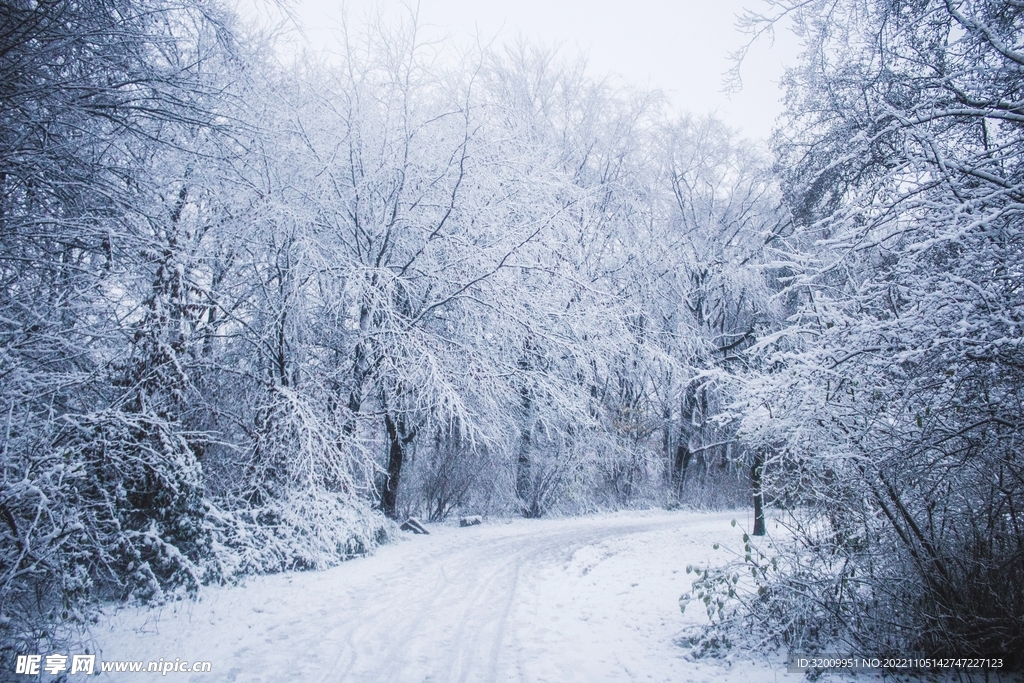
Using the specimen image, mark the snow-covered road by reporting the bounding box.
[90,510,785,683]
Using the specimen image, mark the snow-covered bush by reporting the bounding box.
[718,0,1024,665]
[0,0,235,664]
[204,492,394,578]
[0,410,210,665]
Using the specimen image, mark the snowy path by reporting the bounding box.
[89,510,786,683]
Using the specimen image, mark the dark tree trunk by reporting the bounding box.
[381,412,413,519]
[674,444,693,489]
[671,383,700,497]
[752,450,766,536]
[342,301,372,436]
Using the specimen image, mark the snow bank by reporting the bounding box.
[203,491,396,579]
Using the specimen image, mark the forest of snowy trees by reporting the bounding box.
[1,0,1021,671]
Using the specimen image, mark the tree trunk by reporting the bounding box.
[516,448,531,509]
[516,376,533,516]
[752,450,766,536]
[674,444,693,493]
[381,412,411,519]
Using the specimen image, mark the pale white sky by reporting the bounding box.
[237,0,801,141]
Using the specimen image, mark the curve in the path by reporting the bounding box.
[93,511,751,683]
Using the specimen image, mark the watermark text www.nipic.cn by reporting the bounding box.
[15,654,212,676]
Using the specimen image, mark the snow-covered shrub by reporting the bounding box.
[0,0,240,665]
[240,385,370,503]
[204,491,395,579]
[0,410,208,668]
[682,513,872,659]
[722,0,1024,666]
[53,411,209,598]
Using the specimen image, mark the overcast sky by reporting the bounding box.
[236,0,802,142]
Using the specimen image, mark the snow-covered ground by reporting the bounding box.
[86,509,791,683]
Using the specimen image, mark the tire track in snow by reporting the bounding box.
[324,514,720,683]
[91,510,768,683]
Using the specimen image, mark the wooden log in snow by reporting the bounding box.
[400,517,429,534]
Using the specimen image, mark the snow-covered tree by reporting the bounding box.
[0,0,239,659]
[732,0,1024,659]
[650,117,783,516]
